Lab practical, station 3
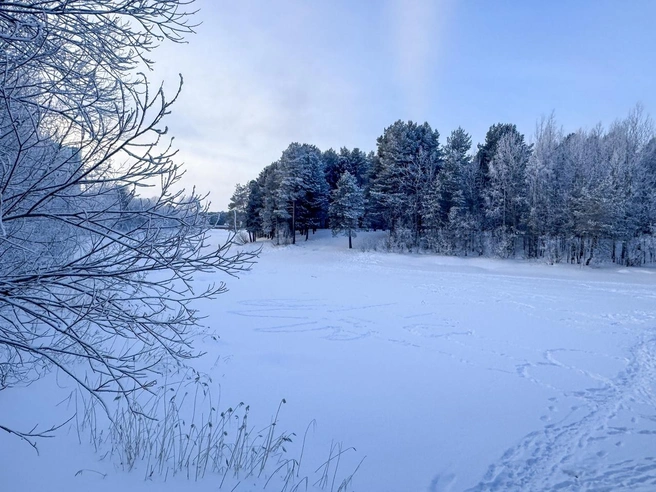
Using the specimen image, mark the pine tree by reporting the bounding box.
[245,179,263,241]
[477,124,519,180]
[485,130,531,256]
[329,171,365,249]
[301,151,330,238]
[370,120,442,244]
[525,114,561,256]
[439,127,471,224]
[275,143,328,243]
[439,128,473,251]
[228,183,249,230]
[363,152,387,231]
[338,147,371,188]
[260,162,281,240]
[637,137,656,234]
[476,123,522,229]
[322,148,342,191]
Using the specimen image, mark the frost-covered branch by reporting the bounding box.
[0,0,258,442]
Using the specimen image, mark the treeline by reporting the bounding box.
[228,106,656,265]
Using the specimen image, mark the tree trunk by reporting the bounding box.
[612,240,616,263]
[349,231,352,249]
[585,237,597,266]
[292,200,296,245]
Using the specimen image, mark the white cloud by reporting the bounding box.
[149,1,365,208]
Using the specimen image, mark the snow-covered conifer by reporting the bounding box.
[329,171,365,249]
[485,129,531,255]
[371,120,442,245]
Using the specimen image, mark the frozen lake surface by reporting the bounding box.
[3,229,656,491]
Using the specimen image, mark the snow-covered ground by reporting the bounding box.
[3,229,656,491]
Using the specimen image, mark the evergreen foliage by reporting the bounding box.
[370,120,442,245]
[231,106,656,265]
[329,171,365,249]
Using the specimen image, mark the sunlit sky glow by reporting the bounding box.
[151,0,656,209]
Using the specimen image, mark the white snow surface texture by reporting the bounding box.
[3,229,656,491]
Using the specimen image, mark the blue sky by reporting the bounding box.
[152,0,656,209]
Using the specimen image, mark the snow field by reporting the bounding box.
[205,230,656,491]
[2,229,656,491]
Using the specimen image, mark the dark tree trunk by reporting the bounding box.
[612,240,616,263]
[585,237,597,266]
[292,200,296,245]
[349,231,352,249]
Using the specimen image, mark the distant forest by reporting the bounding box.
[226,106,656,265]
